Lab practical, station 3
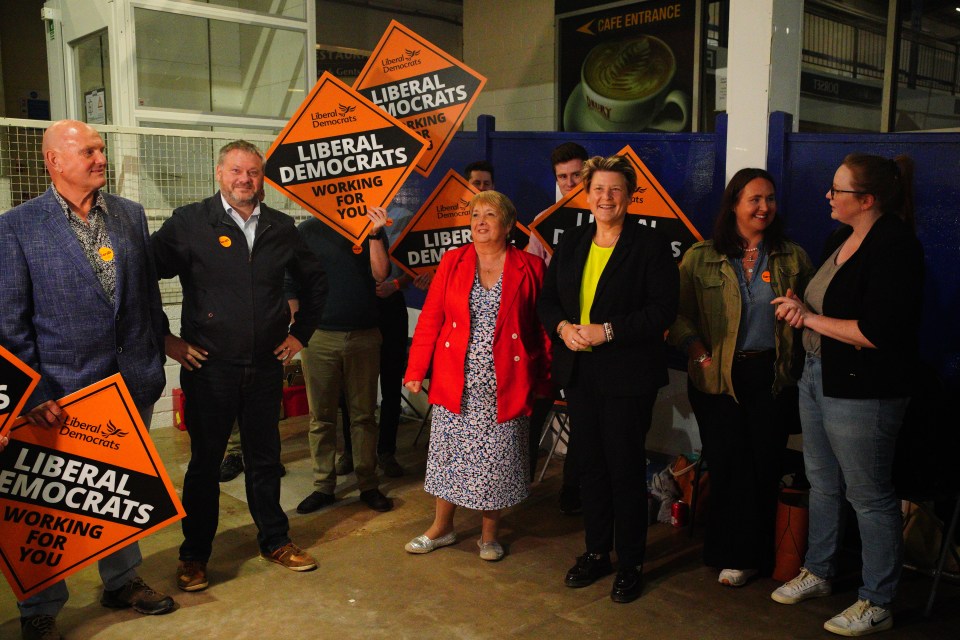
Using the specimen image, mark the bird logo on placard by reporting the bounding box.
[102,420,129,439]
[339,104,356,116]
[405,48,421,60]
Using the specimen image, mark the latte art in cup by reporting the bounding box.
[584,37,674,101]
[577,34,688,132]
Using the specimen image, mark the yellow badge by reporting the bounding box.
[98,247,114,262]
[218,235,232,248]
[761,270,771,283]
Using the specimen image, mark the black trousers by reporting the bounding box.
[343,290,408,455]
[180,360,288,561]
[566,352,656,568]
[686,351,789,572]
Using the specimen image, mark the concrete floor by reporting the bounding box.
[2,414,958,640]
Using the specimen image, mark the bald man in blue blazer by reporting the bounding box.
[0,120,174,640]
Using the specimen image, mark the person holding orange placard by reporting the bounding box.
[0,119,174,640]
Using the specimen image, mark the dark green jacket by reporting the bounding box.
[668,239,813,400]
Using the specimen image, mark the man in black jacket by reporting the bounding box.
[152,140,327,592]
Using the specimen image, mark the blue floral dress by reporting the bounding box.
[423,271,530,510]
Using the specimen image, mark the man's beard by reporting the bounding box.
[227,187,258,207]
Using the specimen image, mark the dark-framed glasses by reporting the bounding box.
[829,187,869,198]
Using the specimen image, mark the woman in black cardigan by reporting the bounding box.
[771,154,923,637]
[538,155,678,603]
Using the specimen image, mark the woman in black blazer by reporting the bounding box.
[538,154,678,603]
[771,154,922,637]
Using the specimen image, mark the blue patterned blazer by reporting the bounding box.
[0,187,166,411]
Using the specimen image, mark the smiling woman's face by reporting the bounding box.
[586,170,629,225]
[733,177,776,238]
[470,202,509,248]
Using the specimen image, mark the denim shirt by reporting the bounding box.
[731,247,776,352]
[669,239,814,400]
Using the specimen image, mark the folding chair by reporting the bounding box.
[400,385,425,420]
[893,362,960,616]
[536,400,570,482]
[901,491,960,617]
[412,381,433,447]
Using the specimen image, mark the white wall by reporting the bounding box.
[462,0,556,131]
[316,1,462,61]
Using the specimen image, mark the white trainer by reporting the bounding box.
[823,599,893,636]
[771,568,832,604]
[718,568,758,587]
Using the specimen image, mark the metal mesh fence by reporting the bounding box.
[0,118,313,305]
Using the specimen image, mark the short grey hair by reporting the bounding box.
[217,140,264,166]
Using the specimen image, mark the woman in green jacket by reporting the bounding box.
[669,168,812,587]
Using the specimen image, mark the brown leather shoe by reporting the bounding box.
[261,542,317,571]
[101,576,176,614]
[176,560,208,592]
[20,615,61,640]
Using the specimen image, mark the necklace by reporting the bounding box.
[741,246,761,274]
[594,232,621,248]
[478,252,505,273]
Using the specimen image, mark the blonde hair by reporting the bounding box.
[469,190,517,230]
[580,154,638,195]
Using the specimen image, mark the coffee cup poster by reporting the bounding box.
[558,0,696,133]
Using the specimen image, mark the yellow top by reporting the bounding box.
[579,242,614,328]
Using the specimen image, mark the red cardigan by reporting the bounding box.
[405,244,552,423]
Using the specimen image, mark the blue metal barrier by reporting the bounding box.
[398,113,959,385]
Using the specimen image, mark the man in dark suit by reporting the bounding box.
[0,119,174,640]
[152,140,327,593]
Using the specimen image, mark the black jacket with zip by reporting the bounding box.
[151,193,327,365]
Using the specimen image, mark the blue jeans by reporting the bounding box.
[18,404,154,618]
[800,355,906,606]
[179,360,289,561]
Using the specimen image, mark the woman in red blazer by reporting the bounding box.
[403,190,551,562]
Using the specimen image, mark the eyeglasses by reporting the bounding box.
[829,187,869,198]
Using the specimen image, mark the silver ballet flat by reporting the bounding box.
[477,540,504,562]
[404,531,457,554]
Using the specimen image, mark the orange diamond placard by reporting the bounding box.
[0,345,40,440]
[353,20,486,177]
[390,169,530,277]
[530,145,703,259]
[0,374,185,600]
[265,72,426,248]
